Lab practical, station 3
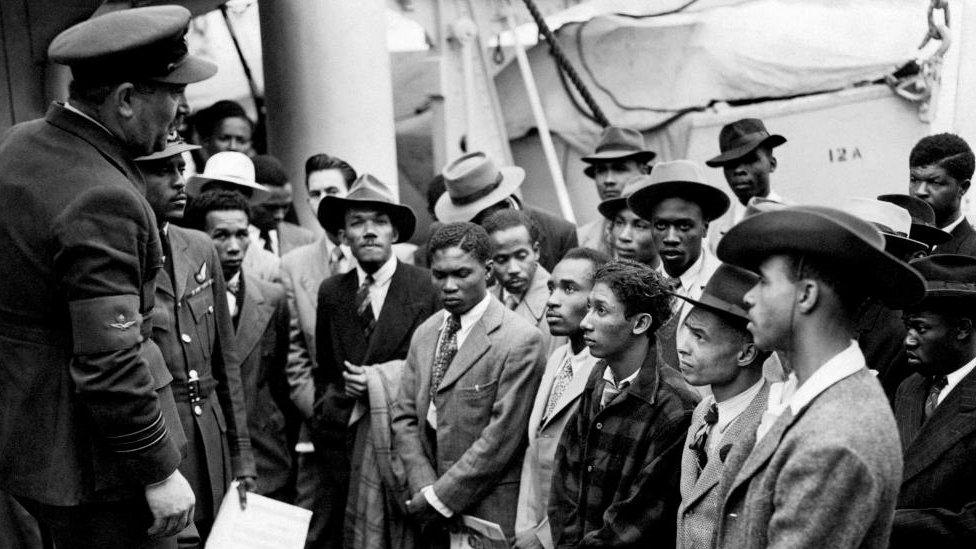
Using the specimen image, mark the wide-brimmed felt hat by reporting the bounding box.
[318,173,415,242]
[743,196,788,218]
[717,205,925,308]
[705,118,787,167]
[909,254,976,302]
[877,193,951,246]
[627,160,731,222]
[582,127,656,177]
[48,6,217,85]
[842,198,928,258]
[597,175,655,219]
[135,135,199,162]
[676,263,758,326]
[187,151,270,205]
[435,152,525,223]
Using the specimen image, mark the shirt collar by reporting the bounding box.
[161,222,170,235]
[656,248,707,292]
[64,101,116,137]
[945,355,976,392]
[447,292,493,331]
[356,253,397,286]
[603,361,641,388]
[789,341,864,414]
[715,378,764,431]
[942,213,966,233]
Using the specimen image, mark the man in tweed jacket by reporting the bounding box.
[674,264,770,549]
[549,260,697,547]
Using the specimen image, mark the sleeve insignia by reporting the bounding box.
[108,314,136,331]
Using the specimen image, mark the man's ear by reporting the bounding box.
[113,82,137,120]
[795,278,820,314]
[768,154,778,173]
[632,312,653,336]
[390,226,400,243]
[532,240,541,256]
[338,228,349,246]
[960,178,971,194]
[955,317,974,341]
[737,342,759,368]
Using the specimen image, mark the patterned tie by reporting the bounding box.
[430,314,462,398]
[689,402,719,469]
[600,378,630,409]
[259,227,275,253]
[356,274,376,337]
[505,293,521,311]
[330,245,347,274]
[543,356,574,421]
[924,375,948,419]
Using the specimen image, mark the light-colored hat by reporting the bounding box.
[187,151,270,204]
[842,197,928,257]
[877,193,952,246]
[318,173,416,242]
[134,136,199,162]
[627,159,731,222]
[435,152,526,223]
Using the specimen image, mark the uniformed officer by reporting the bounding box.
[0,6,215,548]
[137,140,256,547]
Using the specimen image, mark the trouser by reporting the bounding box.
[15,495,176,549]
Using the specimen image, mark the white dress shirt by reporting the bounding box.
[225,271,241,319]
[709,378,764,453]
[941,213,966,235]
[355,254,397,319]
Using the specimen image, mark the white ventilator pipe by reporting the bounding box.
[504,3,577,224]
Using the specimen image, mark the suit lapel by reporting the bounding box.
[235,277,273,358]
[903,369,976,482]
[336,271,369,361]
[436,299,500,392]
[363,262,416,361]
[729,406,795,495]
[527,348,561,438]
[519,267,550,325]
[539,352,596,430]
[895,374,927,450]
[169,229,192,300]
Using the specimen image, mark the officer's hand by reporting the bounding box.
[145,470,195,538]
[342,361,367,399]
[237,475,258,509]
[513,530,544,549]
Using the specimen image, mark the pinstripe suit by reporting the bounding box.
[892,368,976,547]
[676,382,769,549]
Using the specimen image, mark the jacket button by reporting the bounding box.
[207,305,214,313]
[181,333,191,343]
[596,422,603,430]
[586,465,593,472]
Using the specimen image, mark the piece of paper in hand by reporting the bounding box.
[448,515,508,549]
[206,480,312,549]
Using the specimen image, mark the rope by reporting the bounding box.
[521,0,610,127]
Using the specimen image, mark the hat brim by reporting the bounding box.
[135,142,200,161]
[627,181,731,222]
[716,209,925,309]
[597,197,628,220]
[883,233,930,258]
[705,134,787,167]
[318,197,416,243]
[675,292,750,326]
[187,174,271,205]
[434,166,526,223]
[152,54,218,84]
[582,151,657,176]
[911,223,952,246]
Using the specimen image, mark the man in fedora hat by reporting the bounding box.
[437,151,578,272]
[892,254,976,547]
[908,134,976,257]
[597,175,661,268]
[310,174,440,547]
[705,118,788,250]
[0,6,216,546]
[879,193,952,253]
[627,159,730,371]
[674,263,771,549]
[578,127,655,254]
[712,205,925,548]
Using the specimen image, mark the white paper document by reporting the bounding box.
[449,515,508,549]
[206,481,312,549]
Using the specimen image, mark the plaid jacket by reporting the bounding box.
[549,345,698,547]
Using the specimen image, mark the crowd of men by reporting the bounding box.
[0,5,975,549]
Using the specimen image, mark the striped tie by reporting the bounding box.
[356,274,375,337]
[430,314,461,398]
[924,375,948,419]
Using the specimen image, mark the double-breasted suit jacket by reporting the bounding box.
[392,297,546,537]
[0,103,183,505]
[152,225,255,527]
[676,383,769,549]
[714,368,902,549]
[891,368,976,547]
[234,273,295,499]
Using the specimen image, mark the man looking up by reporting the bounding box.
[578,127,655,254]
[908,133,976,256]
[712,205,925,548]
[550,260,697,547]
[674,264,770,549]
[0,7,214,546]
[393,222,544,543]
[514,247,610,549]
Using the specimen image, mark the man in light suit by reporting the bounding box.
[893,254,976,547]
[908,134,976,257]
[484,209,563,353]
[514,247,610,549]
[392,222,546,542]
[712,206,925,548]
[674,264,770,549]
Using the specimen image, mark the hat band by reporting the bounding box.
[450,173,504,206]
[595,145,642,155]
[725,131,770,151]
[926,281,976,292]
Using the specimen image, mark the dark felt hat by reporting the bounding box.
[582,127,656,177]
[842,198,929,259]
[627,160,731,222]
[675,263,758,325]
[597,175,655,220]
[705,118,787,167]
[877,193,952,246]
[319,174,416,242]
[717,205,925,308]
[48,6,217,85]
[909,254,976,301]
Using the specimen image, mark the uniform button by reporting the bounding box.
[193,405,203,416]
[176,302,182,309]
[586,465,593,472]
[207,305,214,313]
[189,369,199,379]
[137,335,144,343]
[596,422,603,430]
[181,333,191,343]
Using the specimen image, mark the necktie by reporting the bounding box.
[689,402,719,469]
[259,227,275,253]
[330,246,346,274]
[159,229,175,285]
[430,314,462,398]
[543,356,574,421]
[228,275,245,329]
[600,378,630,409]
[924,375,948,419]
[505,293,521,311]
[356,274,376,338]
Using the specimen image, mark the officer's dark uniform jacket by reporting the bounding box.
[0,103,185,504]
[153,224,255,523]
